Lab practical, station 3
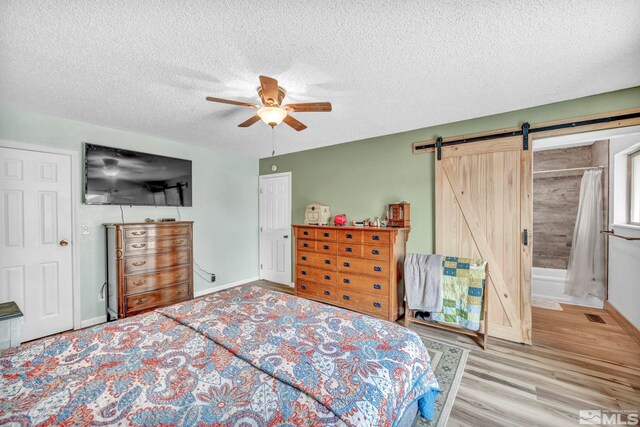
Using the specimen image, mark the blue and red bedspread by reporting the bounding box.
[0,286,439,426]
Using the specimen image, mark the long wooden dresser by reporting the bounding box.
[292,225,409,321]
[105,222,194,320]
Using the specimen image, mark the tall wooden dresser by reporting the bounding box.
[292,225,409,321]
[105,222,194,320]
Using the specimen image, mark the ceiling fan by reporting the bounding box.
[206,75,332,131]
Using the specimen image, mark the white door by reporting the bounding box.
[0,146,74,343]
[259,173,292,285]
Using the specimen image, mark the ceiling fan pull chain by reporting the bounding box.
[272,127,275,156]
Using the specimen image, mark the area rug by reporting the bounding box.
[532,297,564,311]
[418,337,469,427]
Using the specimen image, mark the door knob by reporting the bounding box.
[60,239,69,246]
[283,235,289,239]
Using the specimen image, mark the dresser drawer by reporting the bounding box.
[337,229,363,243]
[338,243,363,257]
[338,256,388,277]
[338,289,388,318]
[316,228,338,242]
[297,266,337,285]
[337,273,389,295]
[363,230,390,244]
[126,283,190,313]
[124,237,190,254]
[296,281,336,302]
[316,241,338,254]
[361,245,390,260]
[124,226,190,240]
[297,239,316,252]
[125,250,190,274]
[298,227,316,239]
[297,251,337,270]
[125,266,190,294]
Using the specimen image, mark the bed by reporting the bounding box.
[0,286,440,426]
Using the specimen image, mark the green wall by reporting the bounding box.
[0,107,259,323]
[260,87,640,255]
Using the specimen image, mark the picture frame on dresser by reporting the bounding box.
[104,221,194,320]
[292,225,410,322]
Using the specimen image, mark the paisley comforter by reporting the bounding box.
[0,286,440,426]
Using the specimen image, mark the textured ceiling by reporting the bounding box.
[1,1,639,159]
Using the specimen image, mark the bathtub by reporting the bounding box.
[532,267,604,308]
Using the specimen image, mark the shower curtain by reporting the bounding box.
[565,169,605,299]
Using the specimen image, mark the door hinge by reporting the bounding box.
[523,229,529,246]
[260,226,263,232]
[260,188,263,194]
[260,264,263,269]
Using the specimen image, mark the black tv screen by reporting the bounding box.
[84,143,192,206]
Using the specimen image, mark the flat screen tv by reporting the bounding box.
[84,143,192,206]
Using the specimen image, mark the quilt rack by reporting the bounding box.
[404,262,490,350]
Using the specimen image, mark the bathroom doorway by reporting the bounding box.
[531,125,640,310]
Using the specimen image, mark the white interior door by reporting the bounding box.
[0,146,74,343]
[259,173,292,285]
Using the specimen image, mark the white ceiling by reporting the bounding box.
[1,1,639,159]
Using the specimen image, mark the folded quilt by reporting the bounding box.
[430,256,487,332]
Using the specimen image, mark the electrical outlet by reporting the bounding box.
[210,274,216,283]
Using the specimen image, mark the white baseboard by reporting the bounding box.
[195,276,260,298]
[81,315,107,329]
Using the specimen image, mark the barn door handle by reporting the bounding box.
[523,229,529,246]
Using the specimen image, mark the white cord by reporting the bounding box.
[176,206,216,282]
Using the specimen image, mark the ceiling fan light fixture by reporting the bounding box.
[257,106,287,127]
[102,166,119,177]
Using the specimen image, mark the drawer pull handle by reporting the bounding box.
[343,295,350,301]
[303,231,309,236]
[175,272,184,278]
[324,259,331,265]
[131,230,146,236]
[373,284,381,290]
[343,262,350,267]
[343,278,350,284]
[324,290,331,296]
[132,243,146,249]
[374,266,382,272]
[372,235,380,240]
[301,271,307,275]
[133,280,148,286]
[373,302,381,308]
[301,256,307,261]
[303,243,309,247]
[346,247,353,252]
[324,275,331,280]
[133,297,149,305]
[132,260,147,267]
[371,249,380,255]
[323,232,330,237]
[175,239,185,245]
[346,233,352,238]
[323,245,329,250]
[301,284,307,290]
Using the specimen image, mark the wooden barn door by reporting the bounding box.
[435,136,532,344]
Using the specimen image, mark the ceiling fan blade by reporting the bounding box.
[206,96,259,108]
[259,75,279,106]
[284,102,332,112]
[238,115,261,128]
[283,115,307,131]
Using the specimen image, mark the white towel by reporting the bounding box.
[404,253,443,312]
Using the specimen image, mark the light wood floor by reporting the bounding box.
[247,280,640,427]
